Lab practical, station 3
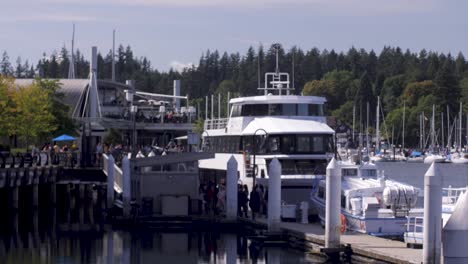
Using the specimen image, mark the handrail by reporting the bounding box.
[102,154,123,194]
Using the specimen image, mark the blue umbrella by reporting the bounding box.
[53,134,76,142]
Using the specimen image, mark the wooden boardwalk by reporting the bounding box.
[243,217,422,264]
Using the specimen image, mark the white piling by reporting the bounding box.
[122,156,131,217]
[325,158,341,249]
[226,156,238,220]
[268,158,281,232]
[107,155,115,209]
[423,162,442,264]
[443,188,468,263]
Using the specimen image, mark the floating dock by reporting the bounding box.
[241,217,422,264]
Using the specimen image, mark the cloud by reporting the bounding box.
[42,0,437,13]
[0,13,97,23]
[169,61,195,72]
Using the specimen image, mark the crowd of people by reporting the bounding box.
[198,181,268,219]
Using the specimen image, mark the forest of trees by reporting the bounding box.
[1,43,468,148]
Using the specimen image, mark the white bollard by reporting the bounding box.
[122,156,131,218]
[107,155,115,209]
[268,158,281,232]
[423,162,442,264]
[443,187,468,263]
[226,156,238,220]
[325,158,341,249]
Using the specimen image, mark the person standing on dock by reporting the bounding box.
[249,185,261,220]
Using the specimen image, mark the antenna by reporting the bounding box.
[112,29,116,82]
[257,51,261,88]
[274,43,280,75]
[292,48,295,92]
[68,23,76,79]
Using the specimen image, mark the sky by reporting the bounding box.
[1,0,468,72]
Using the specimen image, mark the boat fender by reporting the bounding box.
[340,214,347,234]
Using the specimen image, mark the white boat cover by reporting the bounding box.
[241,117,334,135]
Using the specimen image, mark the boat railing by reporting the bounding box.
[102,153,123,193]
[204,118,228,130]
[405,216,424,233]
[442,186,467,205]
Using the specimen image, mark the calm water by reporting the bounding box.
[377,162,468,189]
[0,202,324,264]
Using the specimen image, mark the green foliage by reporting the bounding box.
[104,128,123,145]
[401,80,435,107]
[34,78,77,136]
[381,75,407,112]
[331,101,354,126]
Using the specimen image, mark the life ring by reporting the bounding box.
[340,214,347,234]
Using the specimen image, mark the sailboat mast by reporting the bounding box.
[441,112,444,150]
[447,105,450,148]
[459,102,463,151]
[376,96,380,151]
[431,105,435,151]
[352,104,356,143]
[112,29,116,82]
[68,23,76,79]
[366,102,369,153]
[402,102,406,150]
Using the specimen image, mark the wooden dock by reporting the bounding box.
[241,217,422,264]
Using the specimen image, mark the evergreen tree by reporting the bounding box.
[1,51,13,75]
[434,59,461,112]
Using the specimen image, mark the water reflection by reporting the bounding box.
[0,199,324,263]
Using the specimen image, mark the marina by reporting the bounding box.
[1,5,468,260]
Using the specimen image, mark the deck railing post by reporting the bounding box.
[122,156,131,218]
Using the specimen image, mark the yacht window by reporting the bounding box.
[231,104,241,117]
[342,168,358,176]
[362,169,377,178]
[282,104,297,116]
[309,104,323,116]
[311,136,323,152]
[267,136,280,153]
[281,136,295,153]
[268,104,281,116]
[298,104,308,116]
[341,195,347,209]
[296,136,311,153]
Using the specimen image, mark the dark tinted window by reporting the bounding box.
[282,104,296,115]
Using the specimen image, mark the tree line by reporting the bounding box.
[0,76,74,149]
[1,44,467,148]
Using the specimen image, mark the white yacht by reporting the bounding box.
[310,159,424,237]
[199,45,335,208]
[404,186,467,247]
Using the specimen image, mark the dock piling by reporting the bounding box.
[226,156,238,220]
[325,158,341,249]
[268,158,281,232]
[423,162,442,264]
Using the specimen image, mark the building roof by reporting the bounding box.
[14,79,89,114]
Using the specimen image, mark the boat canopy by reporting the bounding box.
[410,151,422,157]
